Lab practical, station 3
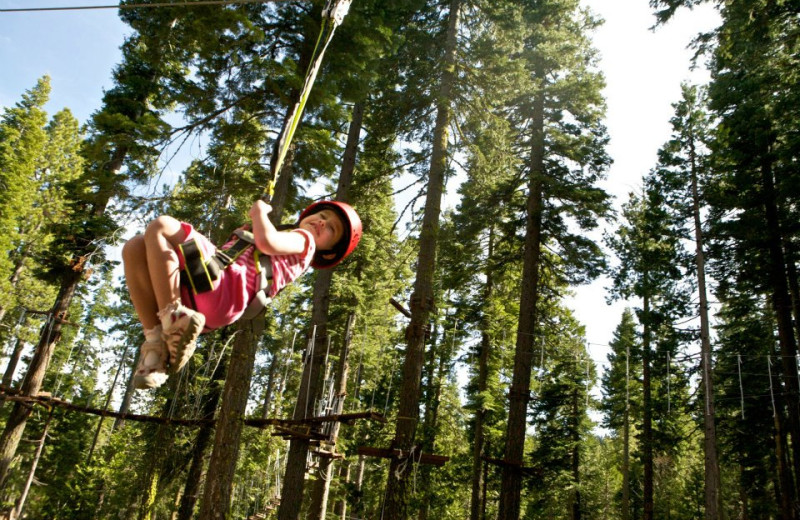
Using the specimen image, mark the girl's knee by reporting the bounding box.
[145,216,186,247]
[122,235,145,264]
[146,215,178,235]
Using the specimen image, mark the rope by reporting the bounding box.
[0,386,382,428]
[262,0,351,201]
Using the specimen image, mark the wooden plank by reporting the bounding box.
[311,449,345,460]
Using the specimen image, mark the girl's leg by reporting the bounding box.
[122,231,172,389]
[142,215,186,311]
[122,234,159,330]
[143,216,205,374]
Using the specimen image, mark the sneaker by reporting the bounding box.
[159,301,205,374]
[133,340,169,389]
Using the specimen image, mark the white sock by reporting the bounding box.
[144,325,162,343]
[157,300,183,329]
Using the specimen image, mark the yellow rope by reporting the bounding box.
[264,0,351,200]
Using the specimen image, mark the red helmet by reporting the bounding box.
[299,200,362,269]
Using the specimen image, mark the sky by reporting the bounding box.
[0,0,721,384]
[572,0,720,374]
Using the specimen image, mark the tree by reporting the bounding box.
[492,0,611,517]
[607,180,691,520]
[656,83,722,519]
[381,0,461,518]
[600,308,641,520]
[0,77,51,323]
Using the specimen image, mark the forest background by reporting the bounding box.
[0,1,718,377]
[0,0,797,520]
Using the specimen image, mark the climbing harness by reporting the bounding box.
[263,0,352,202]
[179,229,274,319]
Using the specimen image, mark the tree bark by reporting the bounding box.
[309,313,355,520]
[497,77,545,520]
[470,229,494,520]
[689,136,722,520]
[760,155,800,499]
[383,3,460,518]
[198,318,263,520]
[0,269,80,490]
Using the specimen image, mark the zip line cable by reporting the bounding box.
[0,0,283,13]
[262,0,351,202]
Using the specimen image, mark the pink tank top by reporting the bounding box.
[230,228,316,299]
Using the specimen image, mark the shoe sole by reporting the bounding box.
[133,372,168,389]
[167,313,205,374]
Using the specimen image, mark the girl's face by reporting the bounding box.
[299,209,344,251]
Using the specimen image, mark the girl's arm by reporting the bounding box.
[249,200,307,256]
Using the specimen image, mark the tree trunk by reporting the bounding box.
[177,336,231,520]
[738,465,749,520]
[783,241,800,347]
[383,3,460,518]
[309,313,355,520]
[113,346,138,432]
[497,77,545,520]
[0,244,32,326]
[351,455,366,520]
[95,343,150,518]
[136,380,182,520]
[417,320,447,520]
[761,156,800,499]
[0,269,80,490]
[622,345,630,520]
[198,318,263,520]
[87,342,131,464]
[13,407,54,519]
[768,350,797,520]
[642,294,654,520]
[333,461,350,520]
[277,100,362,520]
[571,389,581,520]
[261,350,279,419]
[470,229,494,520]
[1,310,28,390]
[689,137,722,519]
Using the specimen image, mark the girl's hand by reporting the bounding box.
[249,200,272,220]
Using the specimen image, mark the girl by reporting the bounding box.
[122,199,362,389]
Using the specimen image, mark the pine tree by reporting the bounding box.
[607,181,692,520]
[490,0,611,516]
[0,77,51,323]
[655,82,722,519]
[600,308,641,520]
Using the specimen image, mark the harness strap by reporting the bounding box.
[179,230,275,319]
[241,249,274,320]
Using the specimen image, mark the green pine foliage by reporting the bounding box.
[4,0,800,518]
